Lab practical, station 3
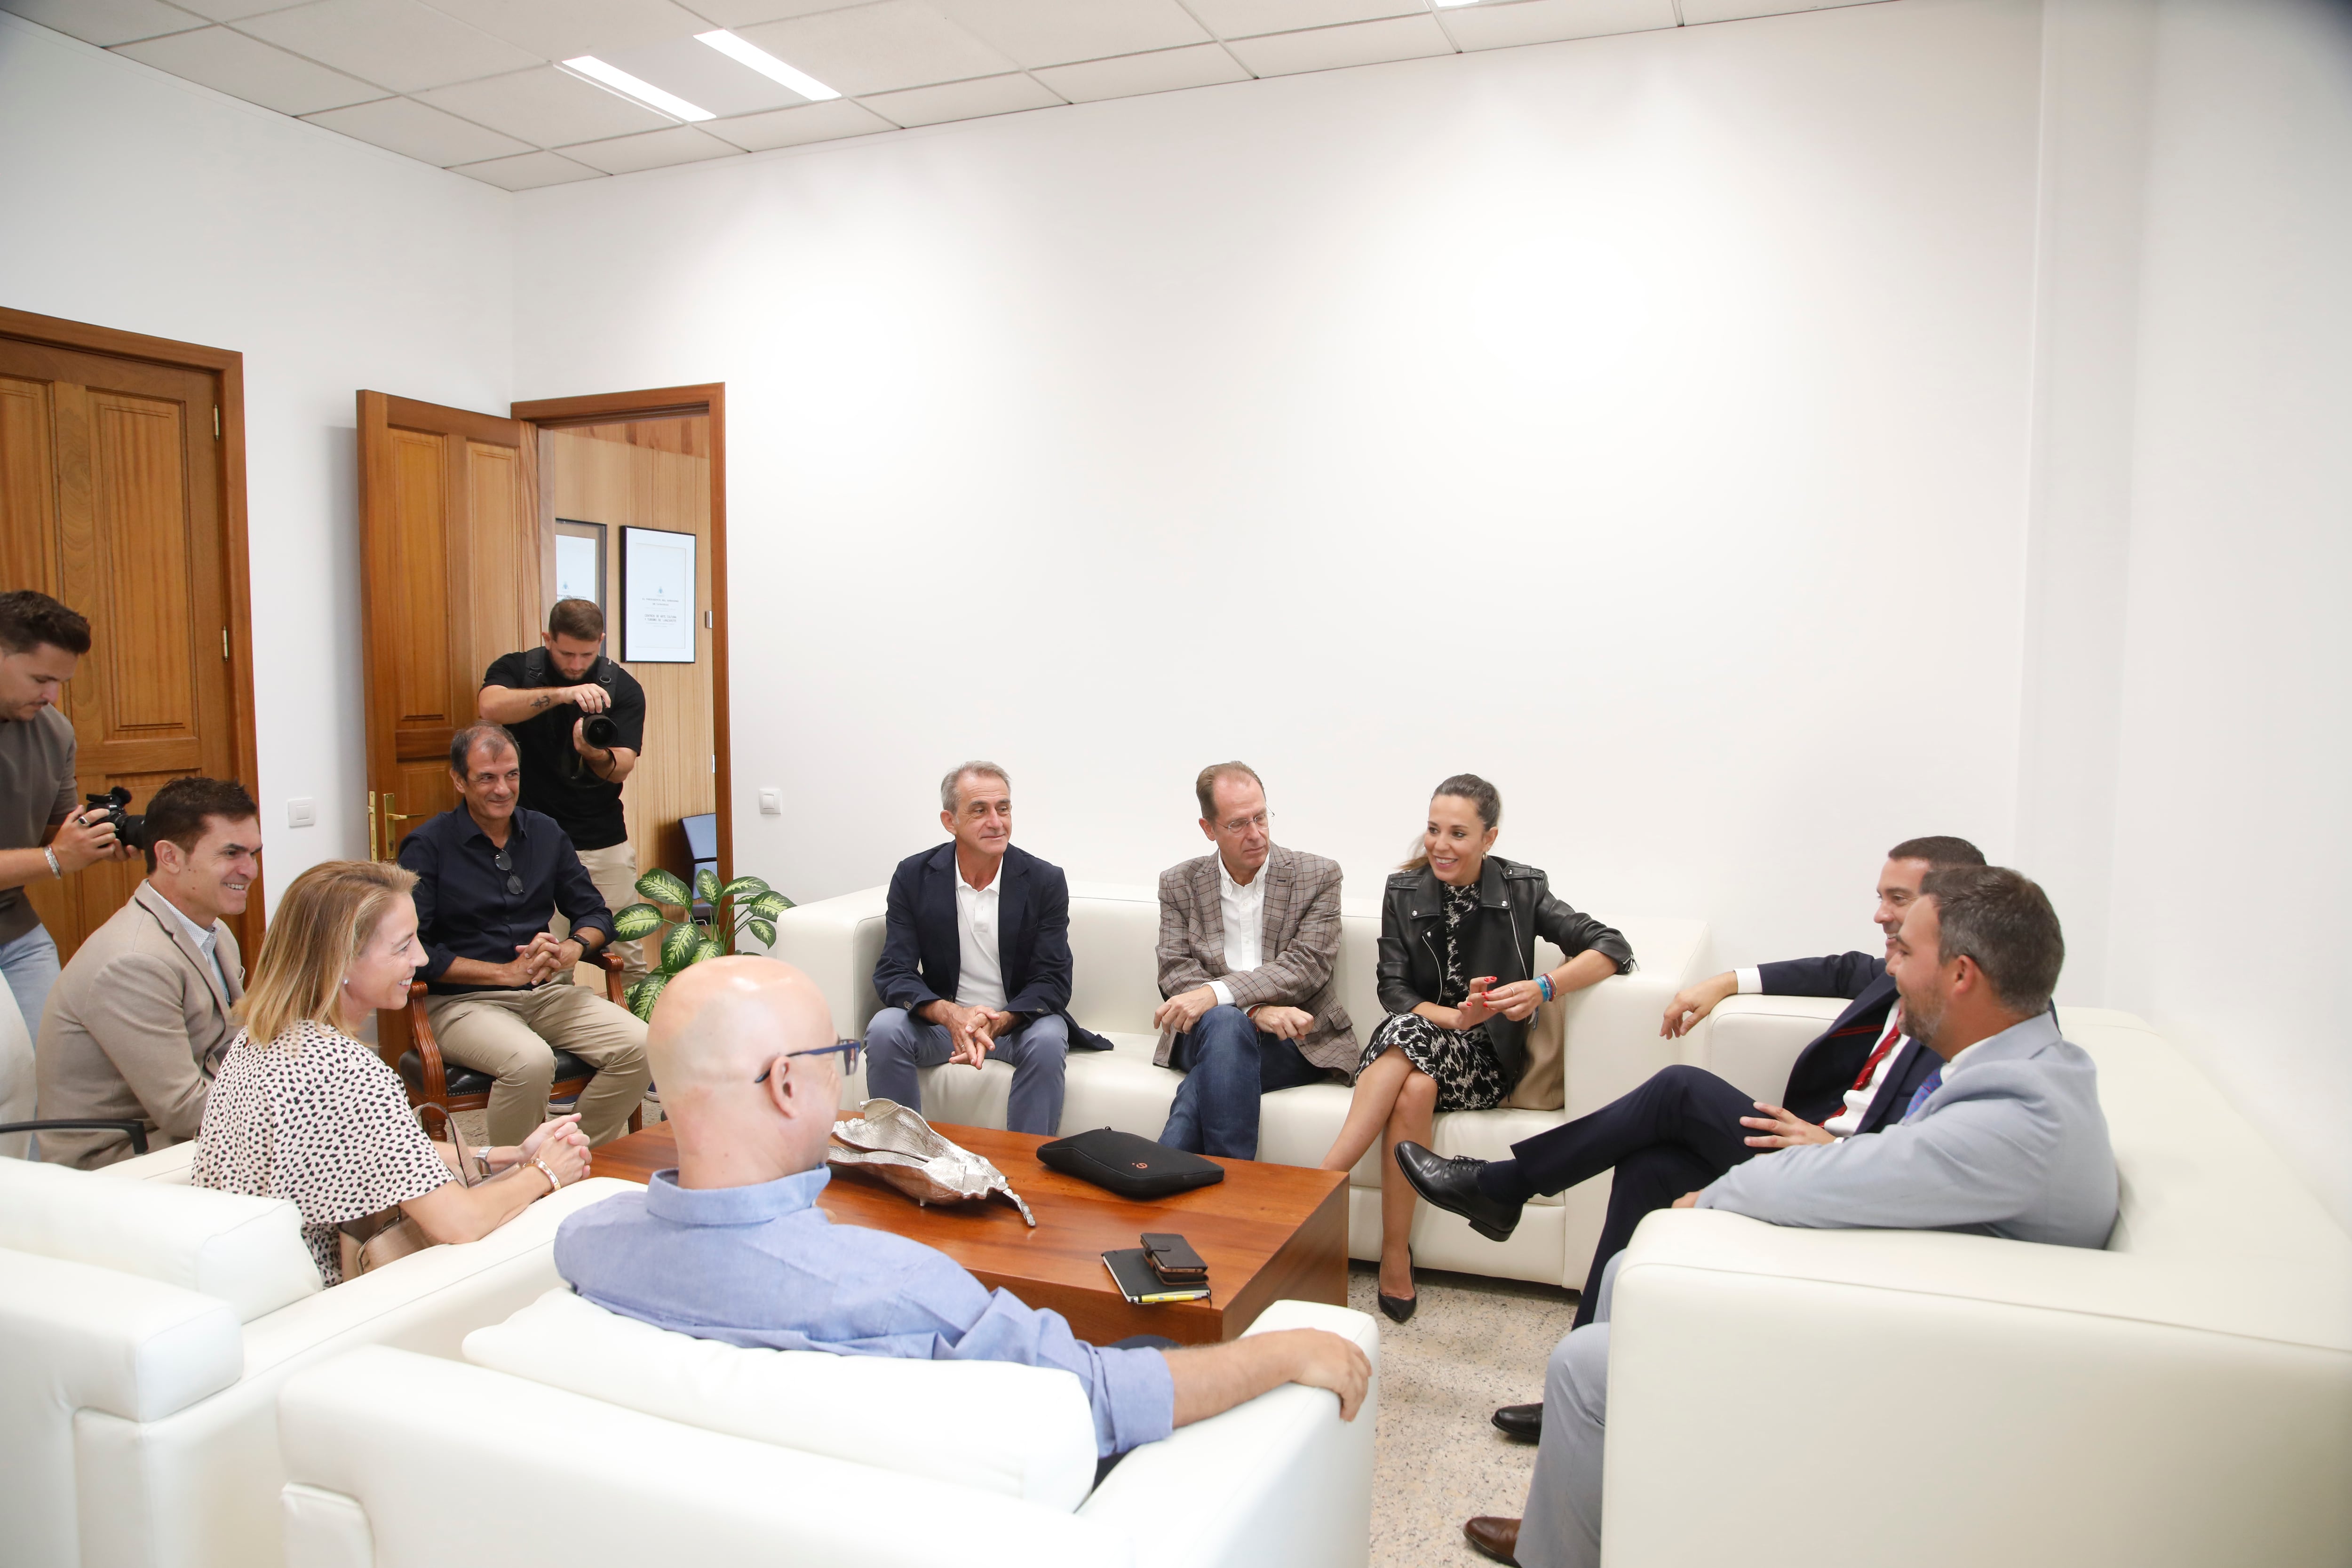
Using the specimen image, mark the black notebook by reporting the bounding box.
[1103,1247,1211,1305]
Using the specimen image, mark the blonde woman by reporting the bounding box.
[194,860,590,1285]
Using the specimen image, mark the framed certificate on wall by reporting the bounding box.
[620,525,696,663]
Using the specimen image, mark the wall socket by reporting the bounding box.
[286,797,317,828]
[757,788,781,815]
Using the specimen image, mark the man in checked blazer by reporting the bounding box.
[33,777,259,1169]
[1152,762,1356,1159]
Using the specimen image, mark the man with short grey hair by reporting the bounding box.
[1152,762,1353,1159]
[1464,866,2117,1568]
[865,762,1079,1135]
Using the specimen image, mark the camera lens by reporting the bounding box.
[583,715,620,749]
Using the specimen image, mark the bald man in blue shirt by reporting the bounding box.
[556,956,1370,1461]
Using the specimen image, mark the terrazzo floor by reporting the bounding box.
[1345,1260,1581,1567]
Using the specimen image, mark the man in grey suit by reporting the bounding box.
[33,777,260,1169]
[1152,762,1356,1159]
[1464,865,2118,1568]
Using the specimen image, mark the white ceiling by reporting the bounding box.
[6,0,1880,189]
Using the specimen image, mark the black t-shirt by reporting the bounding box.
[481,649,646,852]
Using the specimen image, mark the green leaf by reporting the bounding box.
[749,890,792,918]
[635,868,691,907]
[747,915,776,948]
[720,875,769,903]
[611,902,666,940]
[659,922,701,974]
[691,936,725,966]
[625,972,668,1022]
[694,868,721,907]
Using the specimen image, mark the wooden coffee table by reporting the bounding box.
[590,1121,1348,1345]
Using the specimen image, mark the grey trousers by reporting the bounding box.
[863,1006,1069,1135]
[1518,1252,1622,1568]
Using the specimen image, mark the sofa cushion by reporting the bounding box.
[0,1156,320,1321]
[464,1287,1100,1511]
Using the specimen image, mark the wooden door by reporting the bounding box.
[356,393,541,864]
[0,338,239,962]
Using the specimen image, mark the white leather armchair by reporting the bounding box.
[0,1157,640,1568]
[1605,1001,2352,1567]
[770,882,1710,1288]
[277,1294,1382,1568]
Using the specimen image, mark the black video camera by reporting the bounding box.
[82,785,147,851]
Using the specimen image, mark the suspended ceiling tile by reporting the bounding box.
[447,148,606,188]
[416,64,670,146]
[1033,42,1248,104]
[705,95,897,150]
[1680,0,1883,18]
[598,35,812,117]
[162,0,311,18]
[114,23,383,112]
[2,0,204,46]
[857,69,1059,128]
[558,122,741,172]
[735,1,1016,97]
[928,0,1207,71]
[1181,0,1420,42]
[1224,13,1452,76]
[238,0,538,92]
[1438,0,1676,51]
[676,0,850,25]
[415,0,713,62]
[301,93,532,162]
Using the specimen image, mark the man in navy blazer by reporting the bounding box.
[866,761,1077,1135]
[1399,835,1985,1379]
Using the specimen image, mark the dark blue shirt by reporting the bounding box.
[396,806,615,995]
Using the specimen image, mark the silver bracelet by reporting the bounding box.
[44,846,61,879]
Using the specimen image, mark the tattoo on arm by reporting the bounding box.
[529,694,553,710]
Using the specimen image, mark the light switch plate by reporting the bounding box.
[286,797,318,828]
[757,788,781,815]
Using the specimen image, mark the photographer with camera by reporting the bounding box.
[34,777,260,1168]
[0,593,129,1111]
[478,599,648,984]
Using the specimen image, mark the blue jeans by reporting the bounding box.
[864,1006,1070,1135]
[1158,1005,1327,1160]
[0,924,60,1149]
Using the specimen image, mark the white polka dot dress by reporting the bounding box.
[194,1020,453,1285]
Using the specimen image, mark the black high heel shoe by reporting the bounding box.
[1378,1249,1417,1323]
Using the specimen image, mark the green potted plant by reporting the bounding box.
[612,868,794,1020]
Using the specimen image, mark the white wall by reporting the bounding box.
[2101,0,2352,1225]
[514,0,2046,971]
[0,14,513,903]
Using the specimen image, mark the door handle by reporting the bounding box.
[369,791,380,862]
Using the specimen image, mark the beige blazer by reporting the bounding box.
[34,882,245,1169]
[1154,844,1358,1074]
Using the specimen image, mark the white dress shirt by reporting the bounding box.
[1207,857,1267,1010]
[953,864,1008,1013]
[1737,969,1909,1136]
[159,892,229,998]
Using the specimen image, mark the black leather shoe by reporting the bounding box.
[1377,1288,1416,1323]
[1491,1402,1541,1442]
[1464,1516,1521,1565]
[1395,1142,1524,1241]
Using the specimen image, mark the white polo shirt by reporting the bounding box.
[953,863,1008,1013]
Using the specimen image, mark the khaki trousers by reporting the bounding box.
[560,840,649,987]
[422,983,650,1147]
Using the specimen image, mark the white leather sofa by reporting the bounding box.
[0,1155,639,1568]
[277,1290,1382,1568]
[771,883,1709,1290]
[1601,998,2352,1568]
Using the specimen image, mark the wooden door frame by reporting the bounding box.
[509,384,731,883]
[0,305,263,949]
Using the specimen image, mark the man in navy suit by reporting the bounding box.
[1398,835,1984,1434]
[865,762,1076,1136]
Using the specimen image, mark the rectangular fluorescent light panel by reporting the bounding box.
[1432,0,1482,7]
[695,30,840,102]
[562,55,716,121]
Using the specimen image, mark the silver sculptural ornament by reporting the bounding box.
[827,1098,1038,1227]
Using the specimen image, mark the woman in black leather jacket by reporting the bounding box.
[1320,774,1633,1320]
